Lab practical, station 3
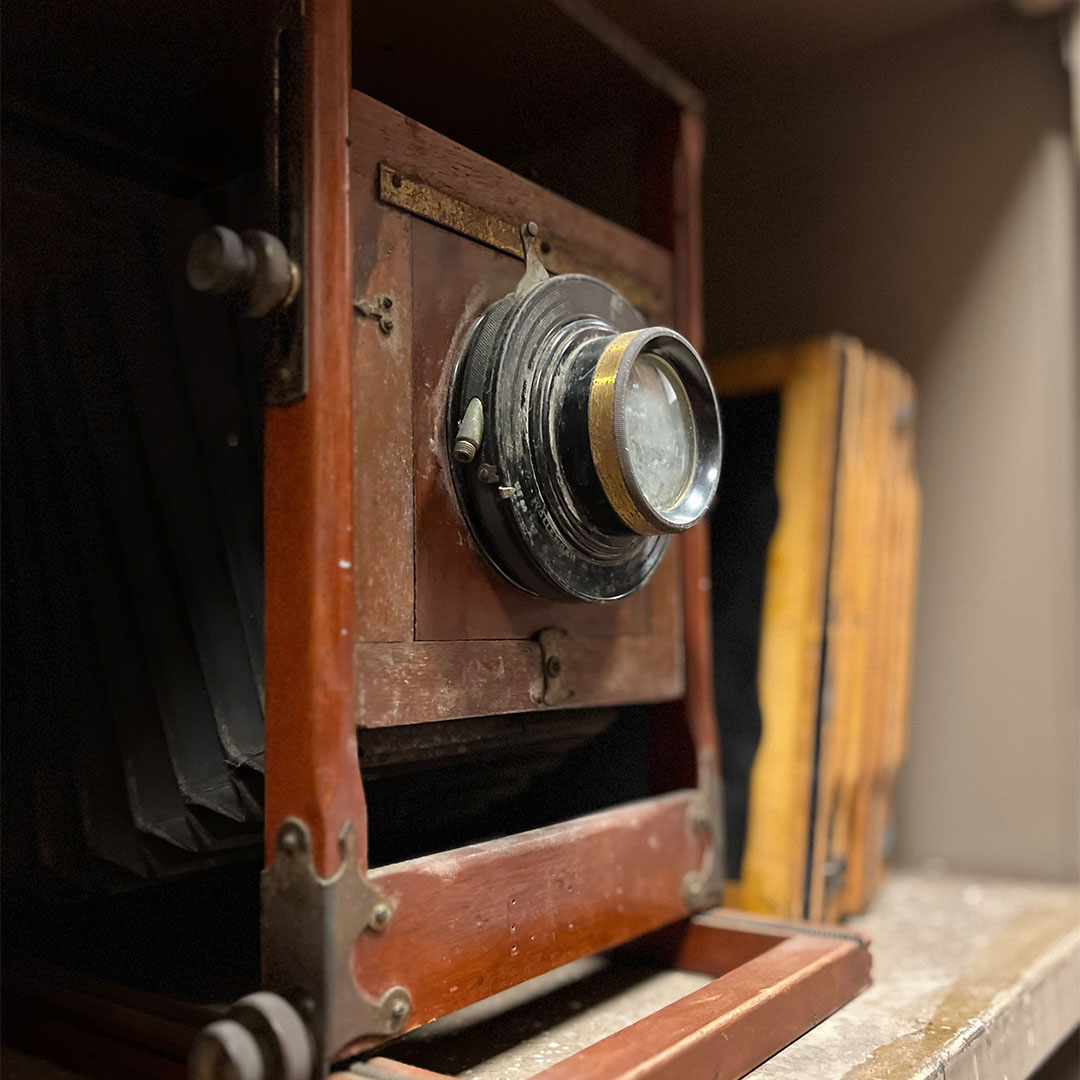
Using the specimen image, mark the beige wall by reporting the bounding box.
[704,8,1079,879]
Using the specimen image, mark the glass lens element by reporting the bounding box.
[622,352,695,512]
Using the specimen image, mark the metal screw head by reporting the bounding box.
[381,295,393,310]
[391,998,409,1021]
[545,656,562,678]
[371,902,392,930]
[453,438,478,464]
[378,316,394,334]
[279,825,301,854]
[526,221,539,237]
[477,463,498,484]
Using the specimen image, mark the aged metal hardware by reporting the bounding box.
[187,225,301,318]
[263,5,307,408]
[536,627,573,706]
[378,163,522,257]
[376,162,663,317]
[683,749,727,910]
[257,818,411,1074]
[453,397,485,463]
[186,6,310,409]
[446,267,720,602]
[354,293,395,334]
[515,220,550,295]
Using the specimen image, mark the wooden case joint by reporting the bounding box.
[261,818,410,1071]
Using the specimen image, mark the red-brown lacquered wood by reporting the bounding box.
[642,108,718,797]
[263,0,363,875]
[339,792,705,1054]
[534,932,871,1080]
[632,916,783,977]
[669,111,717,768]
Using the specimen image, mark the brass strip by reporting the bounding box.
[378,163,523,257]
[377,163,664,318]
[588,333,654,535]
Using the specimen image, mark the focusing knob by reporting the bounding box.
[187,225,300,318]
[188,991,313,1080]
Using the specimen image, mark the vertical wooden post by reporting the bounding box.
[263,0,365,877]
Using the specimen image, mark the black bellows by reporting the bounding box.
[1,135,266,895]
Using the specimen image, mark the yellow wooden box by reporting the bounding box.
[710,336,921,923]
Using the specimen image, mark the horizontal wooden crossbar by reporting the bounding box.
[342,791,707,1053]
[349,918,870,1080]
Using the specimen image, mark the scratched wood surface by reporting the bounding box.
[262,0,364,875]
[343,792,706,1054]
[353,872,1077,1080]
[346,90,687,726]
[710,338,921,924]
[816,343,921,923]
[347,92,674,323]
[710,341,842,921]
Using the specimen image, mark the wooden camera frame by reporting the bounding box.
[247,3,870,1077]
[0,2,873,1078]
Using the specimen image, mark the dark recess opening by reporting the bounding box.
[710,391,781,880]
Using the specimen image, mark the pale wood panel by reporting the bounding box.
[711,339,844,920]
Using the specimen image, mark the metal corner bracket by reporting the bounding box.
[261,818,410,1072]
[683,748,727,911]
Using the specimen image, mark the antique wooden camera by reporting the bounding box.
[1,2,870,1077]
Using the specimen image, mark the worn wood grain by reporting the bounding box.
[408,217,654,643]
[342,792,705,1052]
[355,635,683,728]
[344,96,688,723]
[348,92,674,324]
[533,934,870,1080]
[351,185,414,643]
[264,0,364,875]
[711,340,843,920]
